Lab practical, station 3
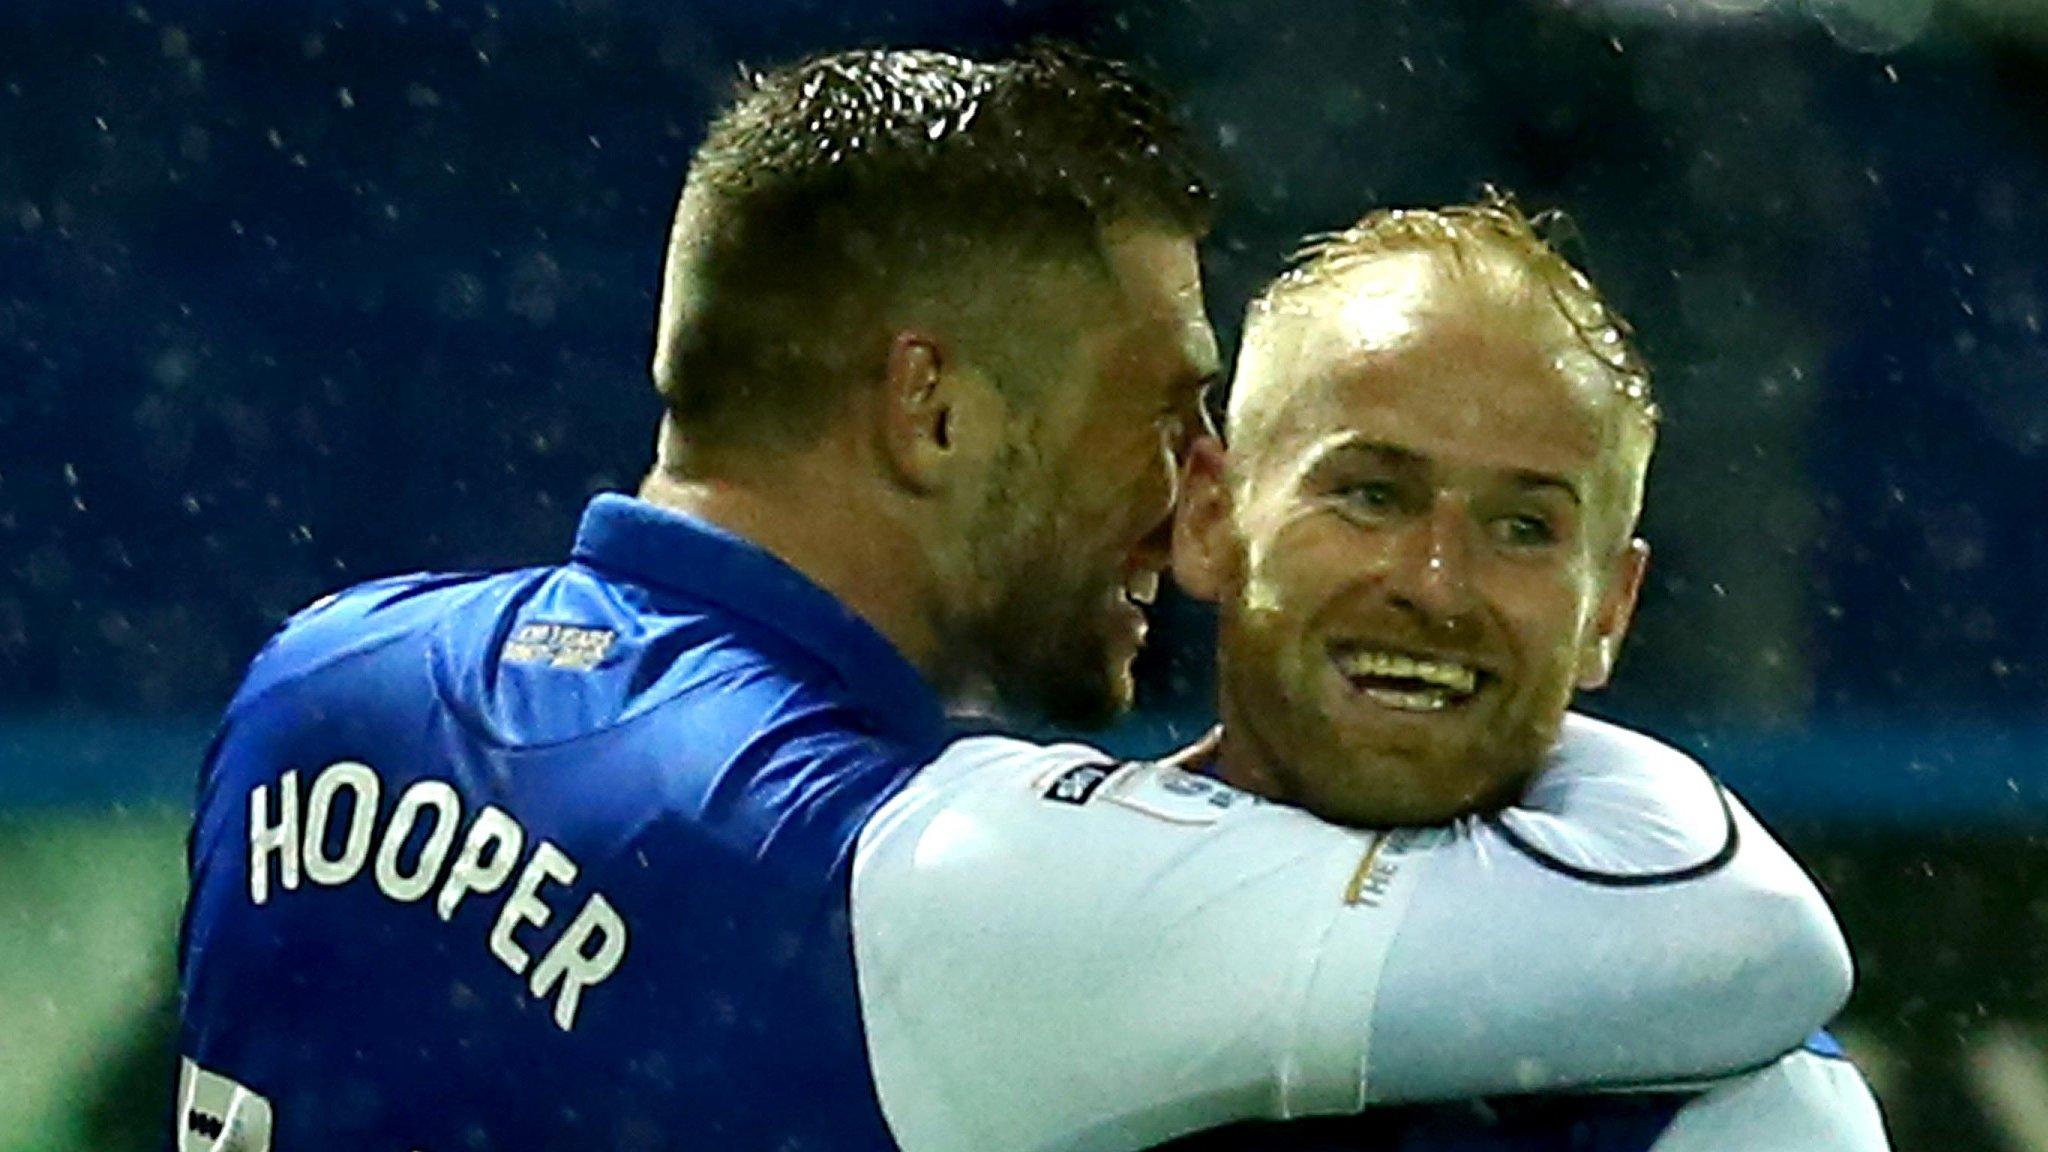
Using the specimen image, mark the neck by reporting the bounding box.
[1215,748,1284,799]
[1208,693,1289,801]
[638,460,942,683]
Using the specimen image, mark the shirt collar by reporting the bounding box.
[569,493,947,753]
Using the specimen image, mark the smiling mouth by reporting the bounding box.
[1329,644,1490,712]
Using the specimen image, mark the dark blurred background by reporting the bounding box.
[2,0,2045,1149]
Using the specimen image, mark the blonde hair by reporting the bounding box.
[1250,190,1658,426]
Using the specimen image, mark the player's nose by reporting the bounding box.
[1384,500,1479,624]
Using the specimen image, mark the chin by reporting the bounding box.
[1299,779,1450,829]
[1329,781,1487,828]
[1086,666,1139,729]
[1296,742,1505,828]
[1082,639,1143,722]
[1021,660,1129,731]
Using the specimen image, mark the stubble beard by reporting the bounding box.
[1224,606,1564,824]
[956,439,1130,730]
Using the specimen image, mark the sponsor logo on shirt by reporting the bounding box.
[1043,763,1116,805]
[503,623,616,670]
[1040,758,1261,819]
[1108,764,1259,825]
[1039,760,1263,824]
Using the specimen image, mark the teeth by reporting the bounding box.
[1359,685,1453,712]
[1124,569,1160,606]
[1334,649,1479,694]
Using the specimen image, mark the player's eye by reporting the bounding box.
[1490,513,1558,549]
[1332,480,1402,516]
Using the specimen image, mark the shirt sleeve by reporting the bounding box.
[1361,713,1853,1103]
[1650,1047,1893,1152]
[849,716,1852,1152]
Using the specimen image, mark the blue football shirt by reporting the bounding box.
[178,493,945,1151]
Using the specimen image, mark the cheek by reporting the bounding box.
[1074,428,1177,528]
[1491,565,1602,663]
[1239,518,1353,626]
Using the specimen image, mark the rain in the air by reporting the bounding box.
[2,1,2044,1150]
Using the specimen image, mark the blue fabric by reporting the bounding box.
[177,494,946,1151]
[1803,1029,1847,1061]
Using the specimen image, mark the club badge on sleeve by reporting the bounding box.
[1039,758,1262,825]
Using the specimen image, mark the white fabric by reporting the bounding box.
[1653,1049,1892,1151]
[1363,719,1851,1103]
[851,713,1853,1152]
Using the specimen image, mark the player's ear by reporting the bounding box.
[875,331,1001,494]
[1577,537,1649,690]
[1171,435,1240,604]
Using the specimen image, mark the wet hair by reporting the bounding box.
[1249,191,1658,427]
[1232,192,1658,548]
[653,44,1212,458]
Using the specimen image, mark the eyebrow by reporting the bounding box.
[1509,470,1583,506]
[1312,436,1584,506]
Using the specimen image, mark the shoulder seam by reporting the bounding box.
[222,629,420,723]
[221,572,500,723]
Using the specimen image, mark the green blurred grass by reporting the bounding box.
[0,810,184,1152]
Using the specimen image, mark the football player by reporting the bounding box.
[175,51,1853,1152]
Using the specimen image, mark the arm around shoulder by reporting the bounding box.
[1361,716,1853,1102]
[849,725,1854,1149]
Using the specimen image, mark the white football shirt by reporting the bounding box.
[1651,1045,1890,1150]
[851,713,1854,1152]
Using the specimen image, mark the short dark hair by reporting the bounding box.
[653,44,1212,456]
